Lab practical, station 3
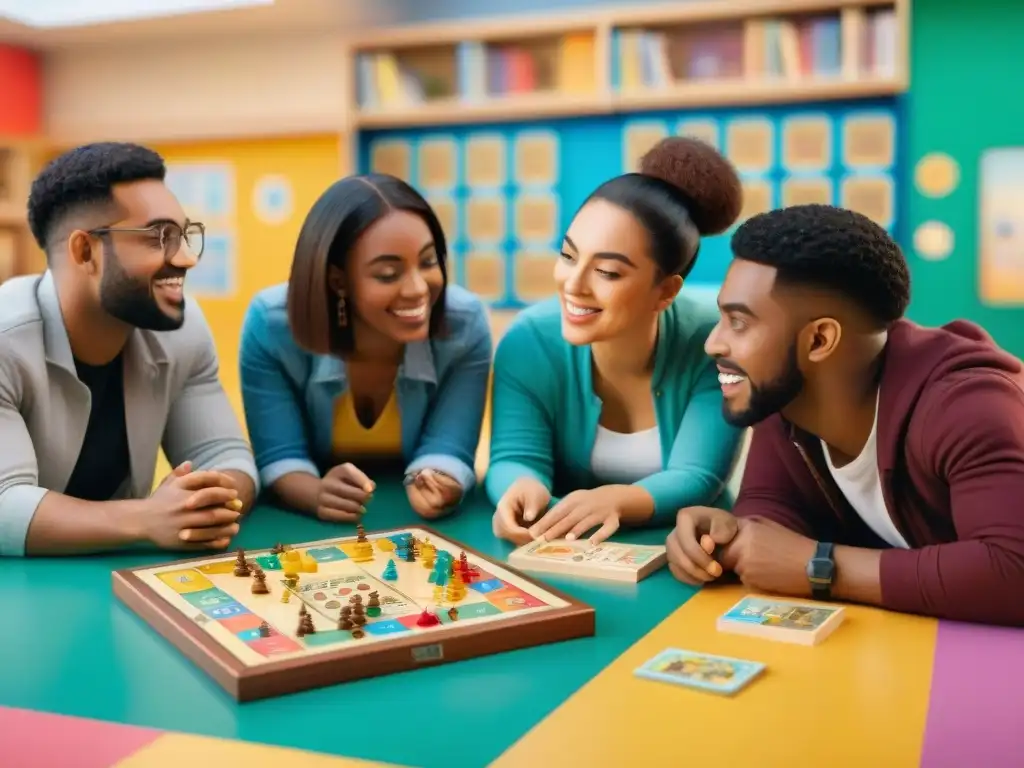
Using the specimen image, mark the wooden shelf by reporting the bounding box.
[345,0,908,130]
[613,75,905,111]
[354,91,613,129]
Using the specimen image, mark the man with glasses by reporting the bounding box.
[0,142,258,557]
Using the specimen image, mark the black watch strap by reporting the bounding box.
[807,541,835,600]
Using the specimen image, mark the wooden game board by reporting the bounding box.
[112,526,595,701]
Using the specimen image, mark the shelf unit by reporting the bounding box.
[346,0,909,129]
[0,141,42,281]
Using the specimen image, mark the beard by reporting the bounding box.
[721,340,804,428]
[99,248,185,331]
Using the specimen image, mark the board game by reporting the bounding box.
[716,595,846,646]
[508,538,667,583]
[112,525,595,701]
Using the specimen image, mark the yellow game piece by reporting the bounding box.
[445,572,467,603]
[281,590,291,603]
[351,541,374,563]
[227,498,243,512]
[376,538,396,552]
[299,554,318,573]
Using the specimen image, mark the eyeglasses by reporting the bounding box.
[88,221,205,262]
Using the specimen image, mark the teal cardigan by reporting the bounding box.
[484,291,744,524]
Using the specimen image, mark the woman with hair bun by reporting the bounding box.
[486,137,745,545]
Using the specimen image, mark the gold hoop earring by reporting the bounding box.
[336,291,347,327]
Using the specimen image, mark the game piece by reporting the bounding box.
[280,590,291,604]
[716,595,846,646]
[420,540,436,569]
[112,525,595,701]
[366,592,381,617]
[233,549,251,577]
[228,498,243,512]
[403,539,417,563]
[251,568,269,594]
[376,537,396,552]
[271,543,285,555]
[445,571,467,603]
[415,609,440,627]
[634,648,765,695]
[381,559,398,581]
[508,538,667,583]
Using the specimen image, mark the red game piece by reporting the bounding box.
[415,609,440,627]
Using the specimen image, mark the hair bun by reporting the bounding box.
[639,136,743,236]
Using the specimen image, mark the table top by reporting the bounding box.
[3,480,1023,768]
[0,481,687,768]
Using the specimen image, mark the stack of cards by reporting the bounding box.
[634,648,765,695]
[716,595,846,645]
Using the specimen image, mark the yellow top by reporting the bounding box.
[331,389,403,458]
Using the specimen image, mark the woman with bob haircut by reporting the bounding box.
[486,137,745,545]
[240,173,491,522]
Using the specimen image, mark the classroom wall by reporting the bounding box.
[150,135,342,417]
[904,0,1024,357]
[43,34,348,144]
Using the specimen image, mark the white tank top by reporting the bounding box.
[589,425,662,484]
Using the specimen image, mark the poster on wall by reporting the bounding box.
[165,162,237,298]
[978,148,1024,305]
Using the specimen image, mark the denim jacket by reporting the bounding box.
[239,283,492,493]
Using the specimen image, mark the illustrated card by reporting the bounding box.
[516,539,663,568]
[634,648,765,695]
[719,596,839,632]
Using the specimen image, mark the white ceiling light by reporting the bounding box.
[0,0,273,27]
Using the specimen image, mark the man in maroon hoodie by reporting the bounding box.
[667,204,1024,626]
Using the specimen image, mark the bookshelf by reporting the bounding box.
[347,0,908,128]
[0,143,36,281]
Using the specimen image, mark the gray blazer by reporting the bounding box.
[0,271,259,556]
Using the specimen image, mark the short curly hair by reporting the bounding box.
[730,204,910,326]
[27,142,166,257]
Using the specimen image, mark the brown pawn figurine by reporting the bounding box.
[448,606,459,621]
[338,614,354,630]
[353,613,367,627]
[349,594,363,606]
[351,628,365,639]
[251,567,269,594]
[233,548,250,577]
[258,621,271,637]
[356,523,368,543]
[297,611,315,637]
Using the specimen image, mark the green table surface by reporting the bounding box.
[0,480,694,768]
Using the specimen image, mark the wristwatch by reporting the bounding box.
[806,542,835,600]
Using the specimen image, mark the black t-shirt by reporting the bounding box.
[63,354,131,502]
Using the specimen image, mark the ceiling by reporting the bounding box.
[0,0,401,47]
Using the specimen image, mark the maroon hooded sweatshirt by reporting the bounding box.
[733,318,1024,627]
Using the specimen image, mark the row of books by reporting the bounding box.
[354,9,899,108]
[616,9,898,88]
[356,33,596,108]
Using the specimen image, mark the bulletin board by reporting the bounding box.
[978,147,1024,305]
[164,162,238,298]
[359,96,902,309]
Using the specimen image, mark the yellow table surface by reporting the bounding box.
[494,585,938,767]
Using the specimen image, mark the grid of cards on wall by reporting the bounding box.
[365,130,561,309]
[360,98,900,308]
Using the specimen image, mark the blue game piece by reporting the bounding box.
[382,559,398,581]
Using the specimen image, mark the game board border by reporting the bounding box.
[112,525,596,702]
